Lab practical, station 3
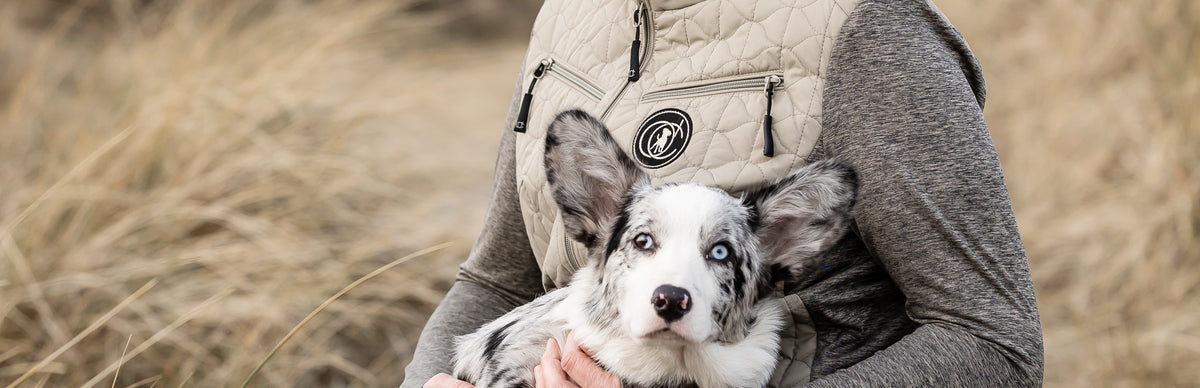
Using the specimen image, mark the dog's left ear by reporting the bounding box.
[742,160,858,282]
[544,110,649,249]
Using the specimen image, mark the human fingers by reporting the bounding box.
[561,332,621,388]
[539,338,581,388]
[423,373,475,388]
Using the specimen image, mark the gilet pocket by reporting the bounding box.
[768,293,817,387]
[641,72,784,158]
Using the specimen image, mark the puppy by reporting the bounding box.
[453,110,857,388]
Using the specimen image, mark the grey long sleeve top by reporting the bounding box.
[401,0,1044,386]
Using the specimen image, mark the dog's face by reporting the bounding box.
[544,110,856,344]
[606,183,763,344]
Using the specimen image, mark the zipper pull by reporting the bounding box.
[628,4,644,82]
[514,59,551,133]
[762,75,782,156]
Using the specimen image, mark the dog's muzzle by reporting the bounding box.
[651,285,691,322]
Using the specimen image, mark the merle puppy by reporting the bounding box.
[453,110,857,388]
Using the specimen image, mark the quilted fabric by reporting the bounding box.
[515,0,860,288]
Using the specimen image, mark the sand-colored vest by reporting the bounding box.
[513,0,860,385]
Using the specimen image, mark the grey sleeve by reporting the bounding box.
[807,0,1043,386]
[400,62,545,388]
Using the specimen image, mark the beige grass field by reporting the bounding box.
[0,1,1196,386]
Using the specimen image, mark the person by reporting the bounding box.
[403,0,1044,386]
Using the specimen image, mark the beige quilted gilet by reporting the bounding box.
[514,0,860,385]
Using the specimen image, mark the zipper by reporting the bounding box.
[513,58,606,133]
[545,60,605,101]
[513,59,550,133]
[640,73,784,157]
[628,2,644,82]
[601,1,653,121]
[640,73,782,102]
[762,74,782,157]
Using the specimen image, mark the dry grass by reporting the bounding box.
[0,0,1195,387]
[0,1,528,386]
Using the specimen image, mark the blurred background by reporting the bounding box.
[0,0,1196,386]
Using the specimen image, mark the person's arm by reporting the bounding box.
[807,0,1043,386]
[400,63,546,388]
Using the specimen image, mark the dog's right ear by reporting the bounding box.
[544,110,649,249]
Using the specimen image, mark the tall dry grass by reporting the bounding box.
[0,0,1196,387]
[1,1,529,386]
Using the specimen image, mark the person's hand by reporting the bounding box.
[424,373,475,388]
[534,332,621,388]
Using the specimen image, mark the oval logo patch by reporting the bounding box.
[633,108,692,169]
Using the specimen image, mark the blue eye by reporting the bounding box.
[634,233,655,250]
[708,244,730,261]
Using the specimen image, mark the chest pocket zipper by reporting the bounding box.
[642,74,784,156]
[513,58,607,133]
[545,60,606,101]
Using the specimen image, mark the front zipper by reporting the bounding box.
[601,1,653,121]
[562,1,650,270]
[628,2,644,82]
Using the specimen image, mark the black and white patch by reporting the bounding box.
[633,108,692,169]
[454,110,857,388]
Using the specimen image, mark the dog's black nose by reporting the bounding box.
[651,285,691,322]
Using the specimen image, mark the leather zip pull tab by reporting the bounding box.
[514,59,551,133]
[762,75,782,156]
[628,3,644,82]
